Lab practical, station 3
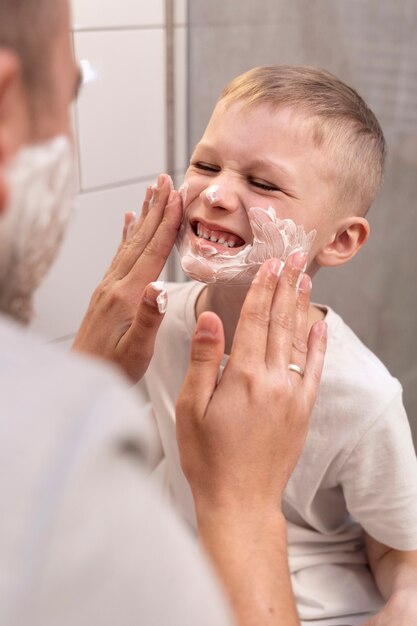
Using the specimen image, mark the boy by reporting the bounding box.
[143,66,417,625]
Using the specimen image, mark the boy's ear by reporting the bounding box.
[315,217,370,268]
[0,50,21,216]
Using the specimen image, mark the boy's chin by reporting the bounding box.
[180,253,258,286]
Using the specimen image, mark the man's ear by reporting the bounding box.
[315,217,370,268]
[0,50,21,216]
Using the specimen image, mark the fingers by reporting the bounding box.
[118,282,169,382]
[230,258,280,365]
[110,174,177,280]
[178,312,225,420]
[287,273,312,381]
[266,252,306,370]
[133,174,172,232]
[143,281,168,314]
[112,183,182,284]
[139,185,156,222]
[130,173,173,241]
[126,190,182,286]
[303,320,327,407]
[123,211,137,243]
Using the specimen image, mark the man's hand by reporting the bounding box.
[72,174,182,383]
[176,254,327,626]
[177,253,326,513]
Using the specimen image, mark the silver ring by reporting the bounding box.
[288,363,304,378]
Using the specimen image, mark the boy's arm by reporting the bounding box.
[363,533,417,624]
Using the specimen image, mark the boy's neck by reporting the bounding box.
[196,283,325,355]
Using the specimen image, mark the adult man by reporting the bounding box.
[0,1,326,625]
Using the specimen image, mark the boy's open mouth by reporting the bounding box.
[191,219,246,250]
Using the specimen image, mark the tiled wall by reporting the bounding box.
[32,0,188,341]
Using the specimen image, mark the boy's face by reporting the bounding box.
[182,100,337,276]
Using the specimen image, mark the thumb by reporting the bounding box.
[120,281,168,381]
[177,312,225,421]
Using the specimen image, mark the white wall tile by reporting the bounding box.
[175,26,188,172]
[74,29,166,190]
[31,181,168,340]
[70,105,81,193]
[71,0,164,30]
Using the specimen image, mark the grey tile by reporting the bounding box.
[187,0,417,443]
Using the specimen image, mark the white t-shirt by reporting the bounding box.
[143,280,417,625]
[0,313,234,626]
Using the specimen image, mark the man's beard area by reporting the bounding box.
[0,136,75,324]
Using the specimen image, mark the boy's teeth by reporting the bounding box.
[195,222,241,248]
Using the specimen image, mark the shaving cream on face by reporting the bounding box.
[176,204,317,285]
[0,135,76,323]
[206,185,220,205]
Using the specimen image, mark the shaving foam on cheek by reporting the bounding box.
[176,204,317,285]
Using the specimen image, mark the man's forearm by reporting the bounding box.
[196,504,300,626]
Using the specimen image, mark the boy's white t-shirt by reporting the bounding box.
[143,280,417,624]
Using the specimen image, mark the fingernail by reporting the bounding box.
[298,273,312,293]
[261,258,281,276]
[144,281,167,314]
[157,173,165,189]
[195,312,218,339]
[167,174,174,190]
[125,211,137,241]
[269,258,282,276]
[290,252,307,270]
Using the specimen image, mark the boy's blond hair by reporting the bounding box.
[220,65,386,216]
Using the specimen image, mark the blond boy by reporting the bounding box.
[143,66,417,625]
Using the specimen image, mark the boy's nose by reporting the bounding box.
[199,181,241,214]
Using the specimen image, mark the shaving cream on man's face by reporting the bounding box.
[0,135,76,323]
[176,189,317,285]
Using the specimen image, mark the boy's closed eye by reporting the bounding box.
[249,178,281,193]
[192,162,282,194]
[192,162,220,173]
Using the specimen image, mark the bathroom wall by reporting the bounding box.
[187,0,417,442]
[31,0,188,341]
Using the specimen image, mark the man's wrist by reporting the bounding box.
[194,502,300,626]
[195,498,290,569]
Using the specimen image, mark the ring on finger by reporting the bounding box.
[288,363,304,378]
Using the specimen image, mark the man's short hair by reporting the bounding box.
[0,0,64,115]
[220,65,386,216]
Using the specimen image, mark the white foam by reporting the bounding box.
[176,205,316,285]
